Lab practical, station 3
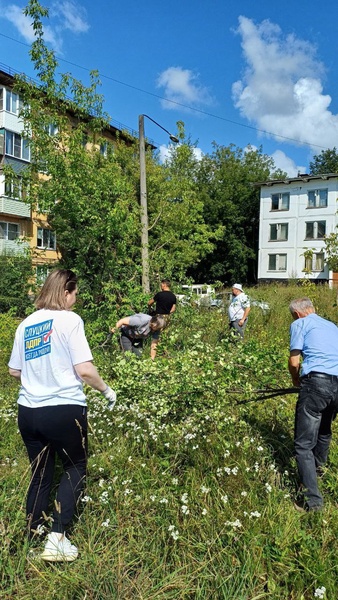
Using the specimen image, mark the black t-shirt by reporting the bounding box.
[153,291,176,314]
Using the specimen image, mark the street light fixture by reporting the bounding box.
[139,114,179,293]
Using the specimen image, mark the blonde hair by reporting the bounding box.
[35,269,77,310]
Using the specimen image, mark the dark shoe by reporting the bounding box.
[293,500,323,513]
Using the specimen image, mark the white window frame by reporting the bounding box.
[307,189,328,208]
[269,223,288,241]
[268,253,287,271]
[5,89,21,115]
[5,177,24,200]
[37,227,56,250]
[271,192,290,211]
[5,131,30,161]
[36,265,51,284]
[304,252,325,272]
[305,221,326,240]
[0,221,20,240]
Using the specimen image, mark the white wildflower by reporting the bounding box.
[101,519,110,527]
[181,505,190,515]
[314,586,326,599]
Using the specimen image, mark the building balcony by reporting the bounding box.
[0,196,30,218]
[0,238,30,253]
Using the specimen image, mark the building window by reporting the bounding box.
[5,131,30,161]
[37,228,56,250]
[0,87,3,110]
[36,265,51,284]
[304,252,324,272]
[305,221,326,239]
[45,123,59,136]
[271,192,290,211]
[307,189,328,208]
[268,254,287,271]
[269,223,288,241]
[5,177,24,200]
[0,221,19,240]
[5,90,21,114]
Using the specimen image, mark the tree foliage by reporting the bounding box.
[191,144,277,283]
[309,148,338,175]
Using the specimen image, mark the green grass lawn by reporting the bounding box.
[1,283,337,599]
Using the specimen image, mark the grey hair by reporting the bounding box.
[289,297,315,316]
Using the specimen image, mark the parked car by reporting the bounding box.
[177,284,216,306]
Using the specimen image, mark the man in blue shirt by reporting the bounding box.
[288,297,338,512]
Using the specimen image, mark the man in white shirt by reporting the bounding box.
[228,283,251,339]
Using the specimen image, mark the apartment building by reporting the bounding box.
[0,64,136,281]
[257,173,338,283]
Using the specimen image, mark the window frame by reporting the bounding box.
[5,131,30,161]
[271,192,290,211]
[0,221,20,241]
[268,253,287,271]
[37,227,56,250]
[304,252,325,272]
[307,189,328,209]
[269,222,289,241]
[305,221,326,240]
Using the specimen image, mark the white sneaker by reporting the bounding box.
[40,532,78,562]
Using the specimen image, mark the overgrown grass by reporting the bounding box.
[1,284,337,599]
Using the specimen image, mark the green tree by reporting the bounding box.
[146,123,221,286]
[191,144,278,283]
[309,148,338,175]
[0,249,35,316]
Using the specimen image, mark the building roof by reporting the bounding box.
[0,63,156,149]
[255,173,338,187]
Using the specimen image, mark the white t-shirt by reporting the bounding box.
[228,292,250,321]
[8,308,93,408]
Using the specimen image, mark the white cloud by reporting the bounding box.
[51,1,89,34]
[1,1,89,54]
[4,4,61,51]
[271,150,306,177]
[232,16,338,151]
[158,144,203,164]
[157,66,213,111]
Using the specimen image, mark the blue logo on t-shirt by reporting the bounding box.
[24,319,53,362]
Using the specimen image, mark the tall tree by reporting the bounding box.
[146,123,221,286]
[309,148,338,175]
[192,144,280,284]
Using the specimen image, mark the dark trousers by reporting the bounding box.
[120,332,143,357]
[294,374,338,508]
[18,404,87,535]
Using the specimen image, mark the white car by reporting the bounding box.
[177,284,216,306]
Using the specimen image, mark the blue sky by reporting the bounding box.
[1,0,338,175]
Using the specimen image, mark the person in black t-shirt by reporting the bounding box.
[148,279,177,316]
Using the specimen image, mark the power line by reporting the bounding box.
[0,31,331,151]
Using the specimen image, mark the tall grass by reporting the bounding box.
[1,283,337,599]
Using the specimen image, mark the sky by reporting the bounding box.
[1,0,338,176]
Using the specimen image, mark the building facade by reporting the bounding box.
[0,64,136,281]
[258,173,338,283]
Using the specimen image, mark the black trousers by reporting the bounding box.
[18,404,87,535]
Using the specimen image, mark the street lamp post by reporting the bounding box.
[139,114,179,294]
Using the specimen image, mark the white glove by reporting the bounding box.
[102,385,117,410]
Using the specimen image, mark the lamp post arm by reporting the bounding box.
[142,114,179,143]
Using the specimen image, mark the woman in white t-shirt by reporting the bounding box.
[8,269,116,562]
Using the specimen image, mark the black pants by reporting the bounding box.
[18,404,87,535]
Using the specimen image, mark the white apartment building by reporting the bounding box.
[258,173,338,283]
